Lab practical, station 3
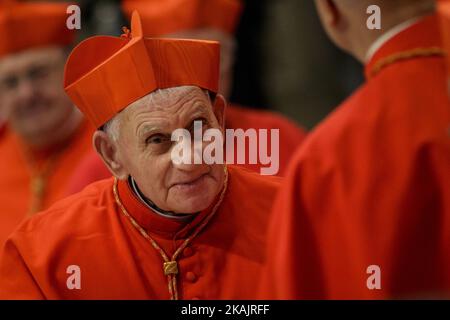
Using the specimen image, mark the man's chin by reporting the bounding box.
[15,125,53,141]
[169,194,216,215]
[14,114,68,141]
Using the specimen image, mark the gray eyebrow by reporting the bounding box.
[135,100,212,137]
[137,124,164,137]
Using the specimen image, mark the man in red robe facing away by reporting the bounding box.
[66,0,306,195]
[0,1,93,246]
[260,0,450,299]
[0,12,281,300]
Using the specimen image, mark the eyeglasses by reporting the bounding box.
[0,61,63,95]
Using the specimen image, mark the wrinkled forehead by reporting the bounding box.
[0,46,65,74]
[125,86,213,120]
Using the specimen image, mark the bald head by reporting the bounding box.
[314,0,436,62]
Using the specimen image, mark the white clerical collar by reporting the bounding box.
[129,177,194,222]
[365,16,424,63]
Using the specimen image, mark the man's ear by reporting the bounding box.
[92,131,128,180]
[318,0,340,26]
[212,94,227,133]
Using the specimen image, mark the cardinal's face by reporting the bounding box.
[116,86,227,214]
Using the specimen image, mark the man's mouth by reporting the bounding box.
[171,173,209,192]
[17,102,50,118]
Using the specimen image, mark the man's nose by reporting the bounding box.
[172,139,205,171]
[16,78,36,101]
[173,161,200,172]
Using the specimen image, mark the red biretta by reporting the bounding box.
[260,1,450,299]
[0,1,93,246]
[65,0,305,195]
[0,12,281,300]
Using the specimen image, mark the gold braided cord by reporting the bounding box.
[370,47,446,79]
[113,166,229,300]
[25,153,62,216]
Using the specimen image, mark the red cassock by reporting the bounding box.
[0,165,281,299]
[66,103,306,195]
[0,120,93,246]
[260,15,450,299]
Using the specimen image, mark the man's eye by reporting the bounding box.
[146,134,167,144]
[28,66,51,81]
[1,77,18,90]
[198,117,209,126]
[190,118,209,131]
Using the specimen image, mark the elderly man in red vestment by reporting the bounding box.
[0,1,93,246]
[260,0,450,299]
[0,12,281,300]
[65,0,306,195]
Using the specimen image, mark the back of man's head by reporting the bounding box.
[314,0,436,62]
